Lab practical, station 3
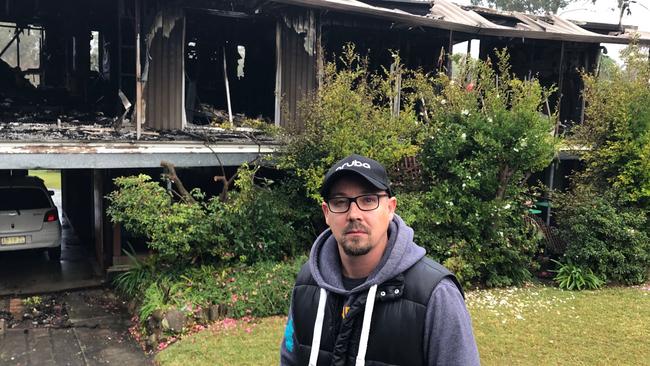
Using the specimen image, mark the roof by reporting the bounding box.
[272,0,650,44]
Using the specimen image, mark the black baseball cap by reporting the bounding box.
[320,154,392,198]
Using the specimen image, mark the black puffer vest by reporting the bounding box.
[291,257,463,366]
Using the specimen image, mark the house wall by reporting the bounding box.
[277,9,318,131]
[142,0,186,130]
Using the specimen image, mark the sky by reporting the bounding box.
[560,0,650,62]
[452,0,650,63]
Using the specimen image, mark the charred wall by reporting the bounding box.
[277,9,318,131]
[479,38,600,129]
[321,13,452,74]
[183,10,276,126]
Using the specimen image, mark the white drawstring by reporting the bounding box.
[309,288,328,366]
[355,284,378,366]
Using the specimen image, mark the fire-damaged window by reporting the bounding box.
[0,22,43,87]
[321,20,450,74]
[184,12,276,125]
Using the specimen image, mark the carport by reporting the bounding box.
[0,134,276,295]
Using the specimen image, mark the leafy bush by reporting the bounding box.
[551,259,604,291]
[107,165,312,264]
[113,249,157,298]
[554,188,650,285]
[106,174,215,262]
[576,42,650,210]
[114,257,305,322]
[398,190,542,287]
[280,44,421,201]
[400,51,556,286]
[215,258,305,318]
[207,164,314,263]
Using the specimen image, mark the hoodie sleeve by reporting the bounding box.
[280,303,300,366]
[423,278,480,366]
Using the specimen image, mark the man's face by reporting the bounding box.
[321,174,397,257]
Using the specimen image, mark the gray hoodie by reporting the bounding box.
[280,214,480,365]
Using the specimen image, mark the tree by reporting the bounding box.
[469,0,576,14]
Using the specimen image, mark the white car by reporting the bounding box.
[0,176,62,260]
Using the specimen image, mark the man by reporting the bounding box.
[280,154,480,366]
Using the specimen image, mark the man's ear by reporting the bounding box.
[387,196,397,221]
[321,201,330,226]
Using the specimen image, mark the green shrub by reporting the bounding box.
[398,190,542,287]
[576,42,650,210]
[207,164,314,263]
[280,44,421,202]
[113,252,157,298]
[140,282,170,322]
[551,259,604,291]
[106,174,216,262]
[554,188,650,285]
[107,165,313,264]
[216,258,305,318]
[401,50,556,286]
[116,257,305,323]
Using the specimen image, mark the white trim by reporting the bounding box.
[355,284,378,366]
[309,288,328,366]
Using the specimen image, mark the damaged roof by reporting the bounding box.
[0,122,278,169]
[272,0,650,44]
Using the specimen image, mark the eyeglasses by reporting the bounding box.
[326,194,389,213]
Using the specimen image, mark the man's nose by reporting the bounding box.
[347,200,363,219]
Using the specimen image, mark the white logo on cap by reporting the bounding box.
[335,160,371,171]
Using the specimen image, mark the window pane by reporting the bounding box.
[0,188,51,210]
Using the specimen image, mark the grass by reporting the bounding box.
[28,170,61,190]
[155,285,650,366]
[155,316,287,366]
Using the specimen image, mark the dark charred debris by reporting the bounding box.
[0,58,272,143]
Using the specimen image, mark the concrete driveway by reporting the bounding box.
[0,189,103,296]
[0,288,152,365]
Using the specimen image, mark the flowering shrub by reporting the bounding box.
[399,51,557,286]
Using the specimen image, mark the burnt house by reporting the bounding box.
[0,0,647,277]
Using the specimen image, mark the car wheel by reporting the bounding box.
[48,246,61,261]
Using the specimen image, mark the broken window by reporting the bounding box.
[184,12,276,125]
[90,31,100,72]
[0,22,43,87]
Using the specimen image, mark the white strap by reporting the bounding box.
[309,288,328,366]
[355,284,378,366]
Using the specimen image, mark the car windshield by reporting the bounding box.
[0,187,51,210]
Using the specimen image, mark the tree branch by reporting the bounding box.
[160,160,196,203]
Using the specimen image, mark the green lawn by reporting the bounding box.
[156,285,650,366]
[28,170,61,190]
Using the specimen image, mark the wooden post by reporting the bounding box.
[274,21,282,126]
[15,27,20,69]
[112,223,122,265]
[223,46,233,123]
[446,30,454,77]
[555,41,565,136]
[135,0,143,140]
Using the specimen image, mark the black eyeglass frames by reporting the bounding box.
[326,193,389,213]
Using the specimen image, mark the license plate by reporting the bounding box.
[1,236,26,245]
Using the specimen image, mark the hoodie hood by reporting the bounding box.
[308,214,426,295]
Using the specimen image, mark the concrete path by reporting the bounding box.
[0,289,152,365]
